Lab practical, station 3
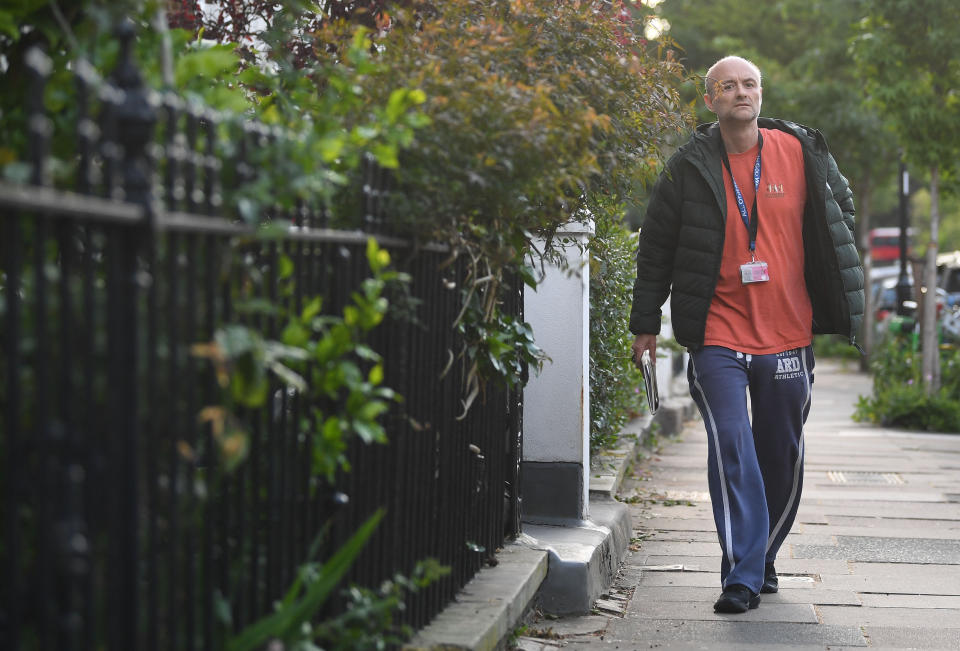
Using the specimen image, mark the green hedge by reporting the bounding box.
[589,199,646,452]
[854,337,960,432]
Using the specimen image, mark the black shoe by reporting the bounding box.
[761,563,779,594]
[713,584,761,613]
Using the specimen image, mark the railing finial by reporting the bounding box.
[110,18,157,211]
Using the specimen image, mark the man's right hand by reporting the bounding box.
[631,334,657,368]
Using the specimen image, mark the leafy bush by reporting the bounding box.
[589,198,646,451]
[356,1,689,243]
[194,239,406,480]
[1,3,428,217]
[227,509,447,651]
[854,336,960,432]
[338,0,691,393]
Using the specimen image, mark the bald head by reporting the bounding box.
[705,56,762,99]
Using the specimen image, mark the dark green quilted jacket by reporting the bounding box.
[629,118,864,350]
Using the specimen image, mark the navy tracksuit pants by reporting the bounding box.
[687,345,814,593]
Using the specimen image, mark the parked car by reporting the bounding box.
[872,276,947,341]
[872,274,913,322]
[937,250,960,307]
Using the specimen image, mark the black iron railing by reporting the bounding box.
[0,23,523,650]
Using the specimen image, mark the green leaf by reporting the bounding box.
[356,400,389,422]
[279,254,294,280]
[231,364,269,408]
[369,142,399,169]
[301,296,323,322]
[518,264,538,289]
[228,510,384,651]
[234,298,283,318]
[317,134,345,162]
[385,88,417,122]
[265,341,310,362]
[343,305,359,327]
[0,12,19,40]
[281,321,310,349]
[368,364,384,386]
[353,420,386,444]
[322,417,343,443]
[175,44,241,87]
[354,345,381,361]
[268,361,307,393]
[216,325,260,358]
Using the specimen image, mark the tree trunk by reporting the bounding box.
[921,165,941,393]
[858,182,873,371]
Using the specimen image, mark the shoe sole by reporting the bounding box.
[713,594,761,613]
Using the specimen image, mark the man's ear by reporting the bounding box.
[703,93,714,112]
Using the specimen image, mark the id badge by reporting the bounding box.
[740,260,770,284]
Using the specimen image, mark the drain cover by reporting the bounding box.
[826,471,904,485]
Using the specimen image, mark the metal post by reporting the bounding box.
[108,18,156,650]
[896,158,912,316]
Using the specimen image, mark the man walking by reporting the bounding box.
[629,56,863,613]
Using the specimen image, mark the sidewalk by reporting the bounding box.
[516,359,960,650]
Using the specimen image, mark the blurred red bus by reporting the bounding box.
[870,227,912,265]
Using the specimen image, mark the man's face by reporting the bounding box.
[704,60,762,124]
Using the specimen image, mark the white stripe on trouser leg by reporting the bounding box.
[766,346,811,553]
[691,356,737,576]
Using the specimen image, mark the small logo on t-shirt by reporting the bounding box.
[765,182,786,198]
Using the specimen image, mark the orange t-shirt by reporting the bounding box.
[703,128,812,355]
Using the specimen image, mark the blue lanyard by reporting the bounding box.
[721,133,763,253]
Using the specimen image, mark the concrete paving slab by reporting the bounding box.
[800,489,949,502]
[631,586,862,606]
[792,536,960,564]
[846,561,960,580]
[530,615,609,637]
[639,562,711,573]
[637,541,721,556]
[513,638,562,651]
[648,530,717,543]
[628,599,818,623]
[862,626,960,649]
[600,646,855,651]
[635,517,717,531]
[818,605,960,627]
[858,593,960,608]
[633,506,714,520]
[782,533,840,546]
[636,571,720,588]
[819,573,960,595]
[604,619,868,647]
[637,555,850,576]
[808,525,960,541]
[633,572,817,591]
[801,502,960,519]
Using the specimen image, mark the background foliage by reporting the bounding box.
[589,199,647,451]
[334,0,692,398]
[650,0,896,237]
[0,1,427,213]
[854,336,960,431]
